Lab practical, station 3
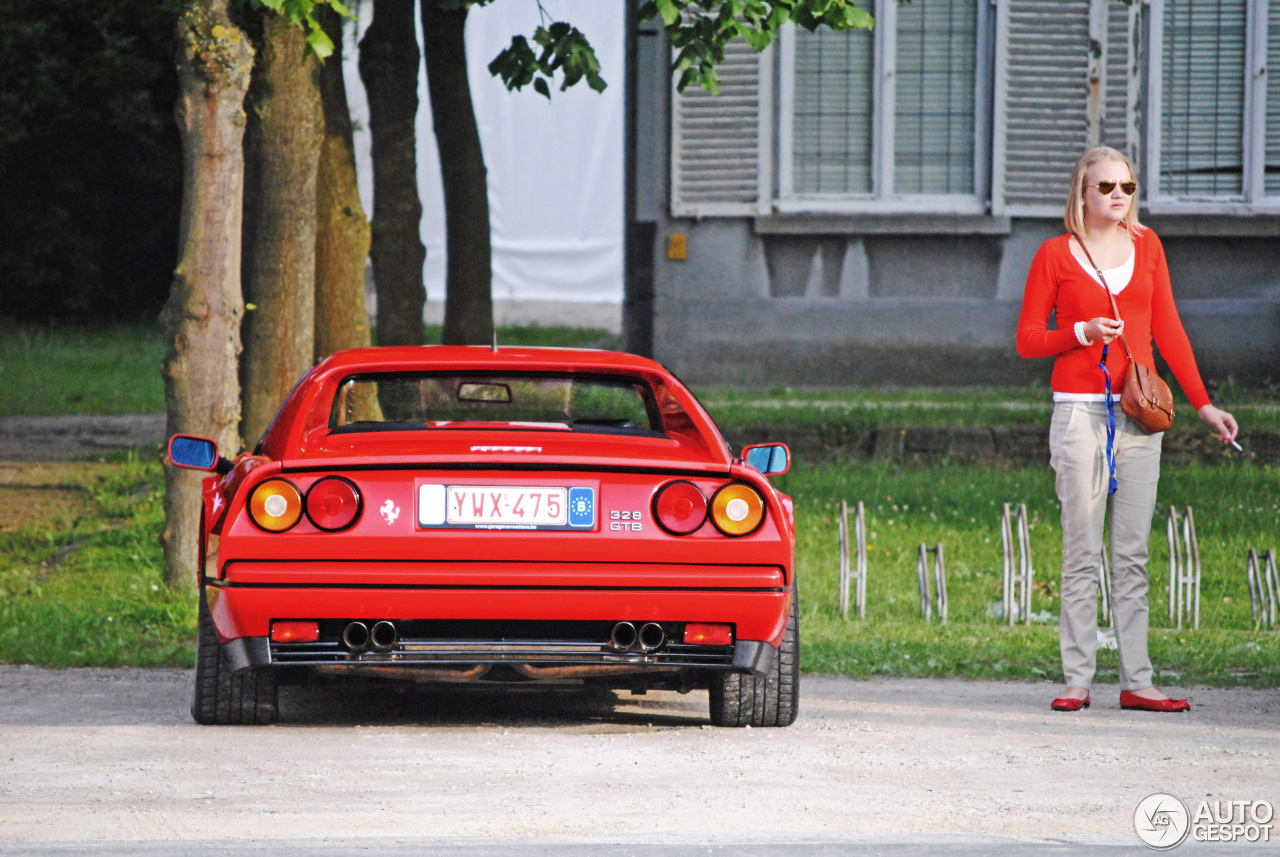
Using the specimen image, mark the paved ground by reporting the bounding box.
[0,415,165,461]
[0,669,1275,853]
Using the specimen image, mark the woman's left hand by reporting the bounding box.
[1197,404,1238,444]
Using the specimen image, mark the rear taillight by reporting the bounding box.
[683,623,733,646]
[652,480,708,535]
[305,476,362,531]
[709,483,765,536]
[270,621,320,643]
[248,479,303,532]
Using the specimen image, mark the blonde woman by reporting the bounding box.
[1016,147,1237,712]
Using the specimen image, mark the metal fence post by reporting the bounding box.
[916,543,932,622]
[1001,503,1033,626]
[916,542,946,623]
[838,500,849,620]
[838,500,869,621]
[1001,504,1014,623]
[1247,548,1279,630]
[933,542,947,624]
[854,500,867,620]
[1167,506,1201,630]
[1098,545,1112,626]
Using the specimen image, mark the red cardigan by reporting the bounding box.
[1016,229,1209,410]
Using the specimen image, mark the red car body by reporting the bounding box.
[172,346,797,726]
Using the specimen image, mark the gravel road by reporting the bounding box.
[1,668,1276,851]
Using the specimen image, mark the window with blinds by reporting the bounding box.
[1267,1,1280,196]
[1147,0,1280,205]
[788,0,981,203]
[894,0,978,194]
[792,28,874,194]
[1159,0,1247,197]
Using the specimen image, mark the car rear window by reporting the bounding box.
[329,373,664,436]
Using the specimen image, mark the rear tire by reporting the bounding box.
[192,588,278,725]
[709,595,799,727]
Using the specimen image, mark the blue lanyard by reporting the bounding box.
[1099,344,1118,495]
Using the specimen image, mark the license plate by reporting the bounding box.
[417,484,595,530]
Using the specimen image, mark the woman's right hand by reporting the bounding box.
[1084,317,1124,344]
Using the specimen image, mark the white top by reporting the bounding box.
[1076,245,1134,294]
[1053,246,1136,403]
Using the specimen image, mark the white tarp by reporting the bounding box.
[345,0,624,307]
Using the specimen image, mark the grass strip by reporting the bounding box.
[0,321,168,417]
[1,453,1277,687]
[0,451,195,667]
[0,320,621,418]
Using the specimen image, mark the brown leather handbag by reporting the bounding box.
[1071,233,1175,433]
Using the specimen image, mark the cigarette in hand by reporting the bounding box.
[1230,439,1243,452]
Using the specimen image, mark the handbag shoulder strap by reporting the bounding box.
[1069,231,1135,362]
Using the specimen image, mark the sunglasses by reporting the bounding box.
[1086,180,1138,195]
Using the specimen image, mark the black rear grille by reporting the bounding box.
[269,619,734,668]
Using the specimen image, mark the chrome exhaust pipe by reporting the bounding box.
[638,622,665,652]
[369,620,398,653]
[609,621,637,652]
[342,621,370,652]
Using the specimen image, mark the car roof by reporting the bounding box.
[313,345,669,375]
[255,346,733,470]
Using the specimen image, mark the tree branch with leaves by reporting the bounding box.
[432,0,871,346]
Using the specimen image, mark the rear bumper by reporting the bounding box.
[208,559,789,679]
[222,635,777,677]
[210,562,787,637]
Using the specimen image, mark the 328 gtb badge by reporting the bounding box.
[609,510,642,532]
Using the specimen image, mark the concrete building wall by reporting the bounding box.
[648,213,1280,389]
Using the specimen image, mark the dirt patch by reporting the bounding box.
[0,462,107,532]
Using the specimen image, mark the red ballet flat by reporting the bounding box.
[1120,690,1190,712]
[1050,692,1090,711]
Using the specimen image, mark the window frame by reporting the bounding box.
[776,0,994,215]
[1145,0,1280,212]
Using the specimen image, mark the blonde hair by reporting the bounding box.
[1063,146,1144,236]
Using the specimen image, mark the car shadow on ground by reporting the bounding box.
[278,676,711,729]
[0,666,711,729]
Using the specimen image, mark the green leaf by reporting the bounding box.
[533,77,551,99]
[654,0,681,27]
[841,6,875,29]
[306,25,334,60]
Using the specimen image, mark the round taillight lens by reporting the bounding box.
[652,480,708,535]
[709,482,766,536]
[248,479,303,532]
[305,476,362,532]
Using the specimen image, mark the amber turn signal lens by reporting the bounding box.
[683,623,733,646]
[653,480,708,535]
[709,482,765,536]
[305,476,362,531]
[248,479,303,532]
[270,620,320,643]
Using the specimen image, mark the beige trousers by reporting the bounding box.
[1049,401,1163,691]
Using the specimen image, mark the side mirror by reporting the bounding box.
[742,443,791,476]
[168,434,219,471]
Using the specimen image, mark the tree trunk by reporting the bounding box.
[240,11,323,444]
[421,1,494,346]
[358,0,426,347]
[160,0,254,592]
[314,5,371,360]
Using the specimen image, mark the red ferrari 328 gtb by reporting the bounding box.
[169,346,797,727]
